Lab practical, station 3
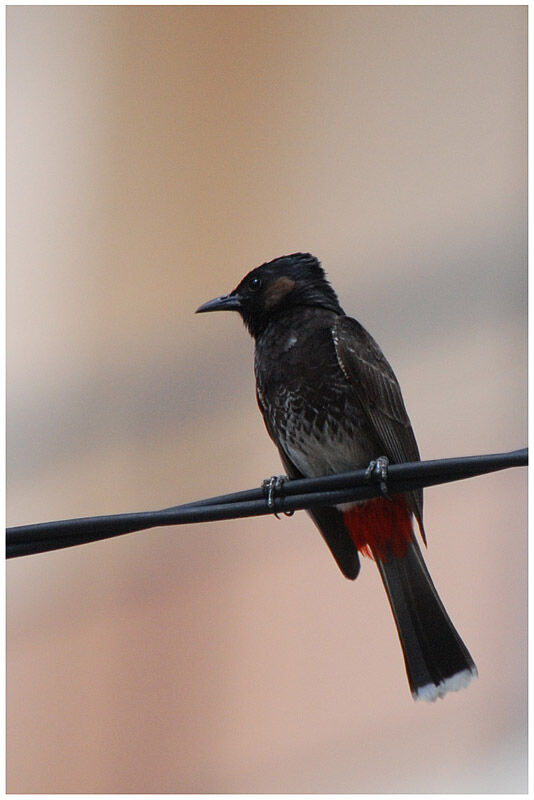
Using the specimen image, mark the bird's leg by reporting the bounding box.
[262,475,293,519]
[365,455,392,501]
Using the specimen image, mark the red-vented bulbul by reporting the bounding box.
[197,252,477,701]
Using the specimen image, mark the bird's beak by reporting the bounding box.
[196,292,242,314]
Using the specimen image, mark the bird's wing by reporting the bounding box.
[332,315,425,539]
[256,387,360,580]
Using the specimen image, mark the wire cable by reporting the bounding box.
[6,448,527,559]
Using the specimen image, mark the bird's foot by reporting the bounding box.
[365,456,392,501]
[262,475,293,519]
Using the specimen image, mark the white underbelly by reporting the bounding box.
[281,415,376,478]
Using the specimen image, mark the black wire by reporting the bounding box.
[6,448,527,559]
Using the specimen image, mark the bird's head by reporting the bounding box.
[196,253,343,338]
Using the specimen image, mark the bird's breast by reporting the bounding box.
[255,323,379,477]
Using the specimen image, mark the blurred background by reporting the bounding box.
[7,5,527,793]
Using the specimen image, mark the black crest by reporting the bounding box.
[232,253,344,338]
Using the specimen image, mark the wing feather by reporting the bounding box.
[333,316,425,539]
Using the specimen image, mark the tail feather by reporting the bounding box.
[376,539,477,701]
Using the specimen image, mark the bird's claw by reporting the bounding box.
[365,456,392,501]
[262,475,293,518]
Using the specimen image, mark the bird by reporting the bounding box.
[196,252,477,701]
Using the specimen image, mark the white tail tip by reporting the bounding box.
[413,667,478,702]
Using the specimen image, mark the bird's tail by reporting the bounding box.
[375,539,477,701]
[343,497,477,701]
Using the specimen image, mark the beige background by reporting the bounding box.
[7,5,527,793]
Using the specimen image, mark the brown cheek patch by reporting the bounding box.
[264,276,296,309]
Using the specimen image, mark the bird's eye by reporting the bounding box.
[249,276,262,292]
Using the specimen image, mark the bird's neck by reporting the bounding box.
[252,303,343,343]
